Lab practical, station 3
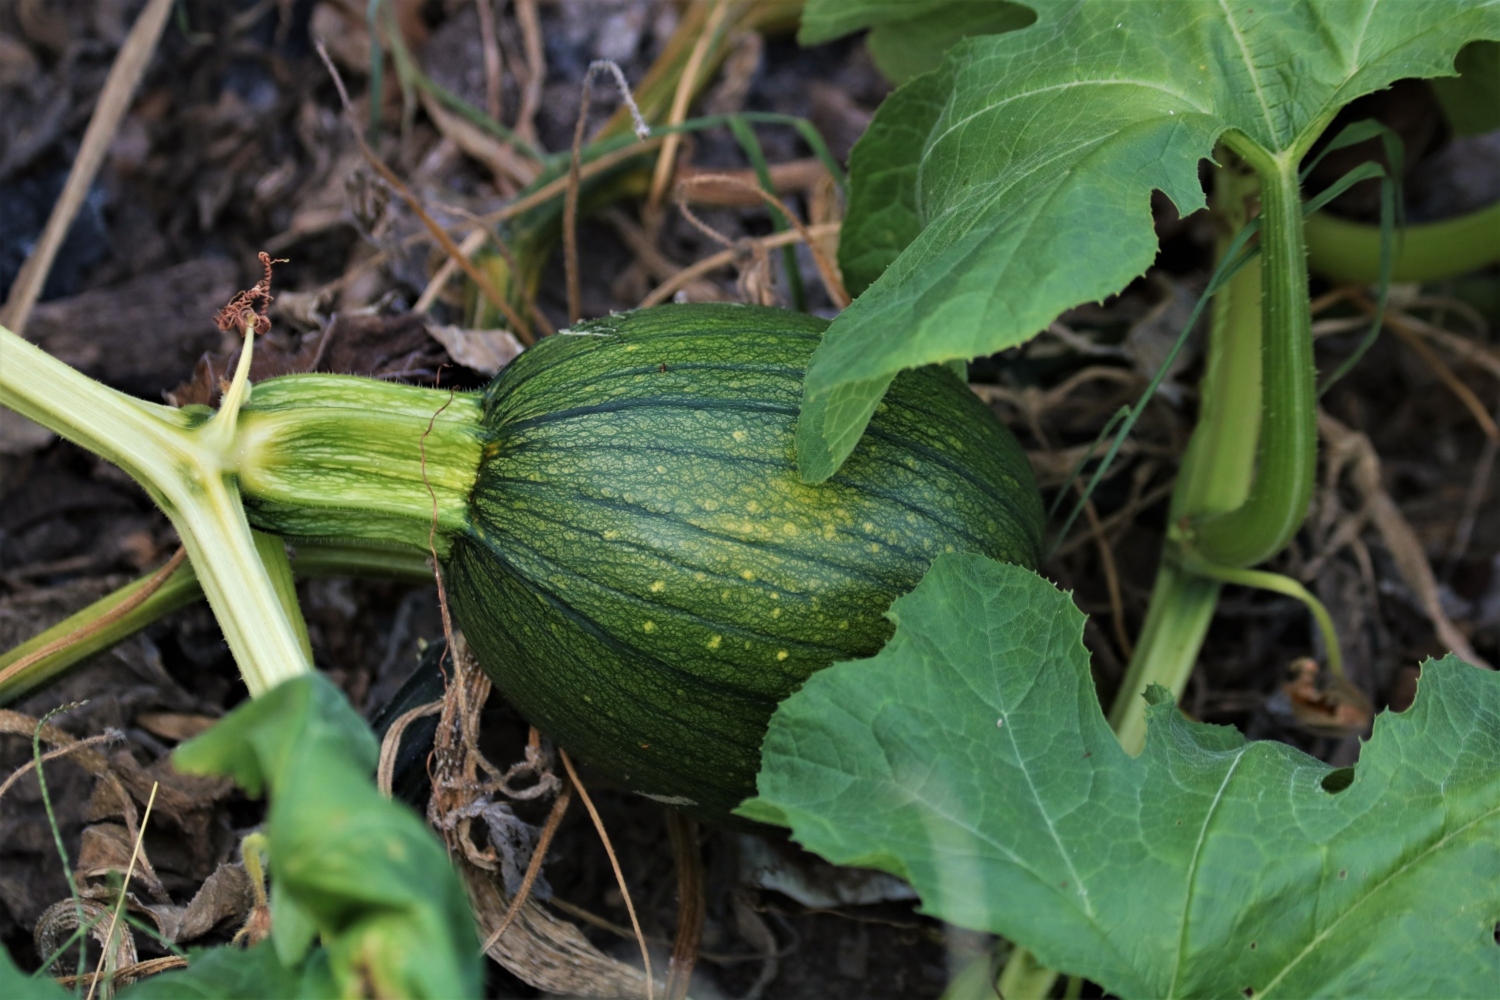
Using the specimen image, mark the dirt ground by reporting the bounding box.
[1,2,1497,998]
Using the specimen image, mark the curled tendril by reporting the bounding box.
[214,252,288,336]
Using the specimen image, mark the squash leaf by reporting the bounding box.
[798,0,1036,84]
[741,554,1500,998]
[162,674,481,999]
[796,0,1500,481]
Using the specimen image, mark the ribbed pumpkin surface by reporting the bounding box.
[447,304,1042,821]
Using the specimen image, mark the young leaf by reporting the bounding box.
[741,554,1500,999]
[798,0,1036,84]
[166,674,482,1000]
[797,0,1500,482]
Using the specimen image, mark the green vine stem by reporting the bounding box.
[1107,158,1262,752]
[1186,135,1319,569]
[0,542,434,705]
[0,322,312,695]
[1306,198,1500,284]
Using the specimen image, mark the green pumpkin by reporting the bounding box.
[446,304,1042,820]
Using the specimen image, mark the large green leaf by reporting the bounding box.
[799,0,1036,83]
[741,554,1500,998]
[797,0,1500,481]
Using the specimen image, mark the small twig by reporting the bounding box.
[0,732,121,806]
[475,0,503,123]
[485,137,664,226]
[664,811,704,1000]
[677,173,849,306]
[648,0,732,212]
[87,781,158,1000]
[567,61,649,323]
[1080,491,1133,660]
[639,223,840,308]
[560,749,654,999]
[376,700,442,797]
[1443,406,1500,574]
[314,39,534,345]
[1,0,175,334]
[480,778,573,952]
[513,0,545,146]
[58,956,188,991]
[0,548,186,693]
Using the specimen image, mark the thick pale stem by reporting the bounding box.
[0,324,311,695]
[1107,161,1261,751]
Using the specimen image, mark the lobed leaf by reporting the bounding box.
[798,0,1500,481]
[742,553,1500,998]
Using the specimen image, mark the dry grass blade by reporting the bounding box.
[86,781,158,1000]
[0,548,186,693]
[481,779,572,951]
[0,0,175,334]
[561,748,655,999]
[314,40,535,345]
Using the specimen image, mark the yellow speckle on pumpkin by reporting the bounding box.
[624,344,639,352]
[707,634,722,650]
[702,498,720,511]
[782,521,798,536]
[771,607,782,619]
[650,580,665,593]
[776,650,789,661]
[839,620,849,630]
[740,569,756,582]
[862,521,874,533]
[603,530,619,540]
[694,572,706,582]
[746,500,762,514]
[868,543,881,553]
[642,621,657,633]
[732,429,748,442]
[770,592,779,599]
[656,465,667,474]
